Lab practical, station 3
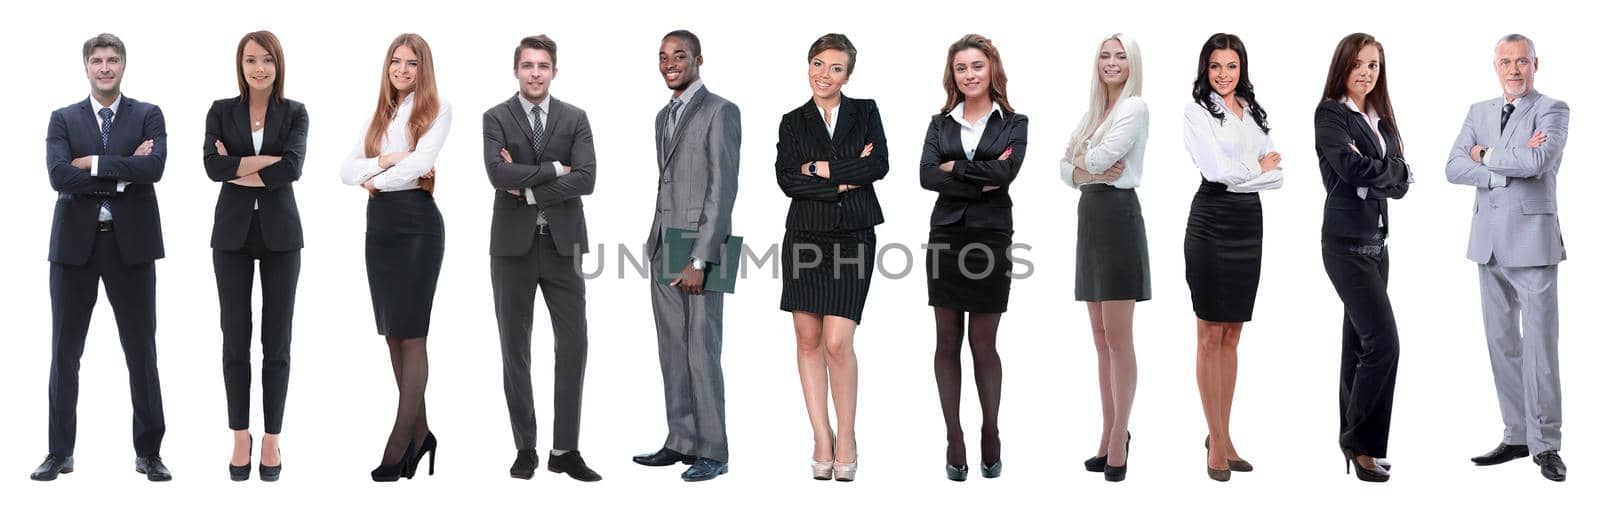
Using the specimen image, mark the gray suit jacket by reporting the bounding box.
[647,86,741,265]
[1445,90,1568,267]
[484,95,596,257]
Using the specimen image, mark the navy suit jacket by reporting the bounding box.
[45,96,167,265]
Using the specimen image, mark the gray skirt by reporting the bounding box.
[1075,184,1151,302]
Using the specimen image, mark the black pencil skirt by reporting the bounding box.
[1184,180,1263,323]
[780,228,876,324]
[1075,184,1152,302]
[926,225,1013,314]
[365,189,445,338]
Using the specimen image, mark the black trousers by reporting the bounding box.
[1321,237,1400,458]
[48,229,165,457]
[215,214,301,434]
[492,232,588,451]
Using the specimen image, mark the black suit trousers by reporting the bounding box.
[215,213,300,434]
[1322,237,1400,459]
[491,233,588,451]
[49,229,165,457]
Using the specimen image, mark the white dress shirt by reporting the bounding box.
[1060,97,1149,189]
[340,93,453,191]
[514,94,568,214]
[948,101,1003,160]
[1181,93,1283,193]
[87,95,131,221]
[817,102,841,137]
[251,128,264,210]
[1342,96,1385,200]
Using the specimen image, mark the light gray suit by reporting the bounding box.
[647,82,740,463]
[1445,89,1568,454]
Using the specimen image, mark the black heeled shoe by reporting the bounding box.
[229,433,253,482]
[1105,432,1131,482]
[403,432,437,478]
[1086,432,1132,474]
[371,441,417,482]
[1343,448,1390,483]
[259,443,282,482]
[945,464,969,482]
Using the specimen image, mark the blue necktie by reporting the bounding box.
[98,108,114,216]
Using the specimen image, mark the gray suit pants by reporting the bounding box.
[650,257,729,462]
[493,233,588,451]
[1478,259,1561,454]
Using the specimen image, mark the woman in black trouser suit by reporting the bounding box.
[1314,32,1411,483]
[202,30,306,482]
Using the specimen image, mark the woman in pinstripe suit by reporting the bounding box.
[775,33,888,482]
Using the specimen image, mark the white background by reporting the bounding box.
[3,0,1594,508]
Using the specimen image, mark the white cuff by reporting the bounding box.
[1490,173,1507,188]
[524,187,537,205]
[117,181,128,193]
[556,161,569,177]
[90,155,100,176]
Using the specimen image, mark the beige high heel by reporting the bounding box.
[812,460,834,480]
[832,460,858,482]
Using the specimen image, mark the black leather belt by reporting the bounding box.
[97,221,115,232]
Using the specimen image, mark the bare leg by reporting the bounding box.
[1100,300,1137,466]
[1087,302,1113,458]
[231,429,251,466]
[1196,319,1229,471]
[822,316,860,464]
[1219,324,1243,461]
[793,311,832,462]
[261,433,281,466]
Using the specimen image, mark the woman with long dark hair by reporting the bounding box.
[338,33,451,482]
[1315,32,1409,483]
[1180,33,1280,482]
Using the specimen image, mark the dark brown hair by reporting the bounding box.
[514,34,558,69]
[941,34,1012,114]
[1321,33,1401,150]
[82,33,125,62]
[1191,33,1269,133]
[236,31,286,103]
[808,33,857,75]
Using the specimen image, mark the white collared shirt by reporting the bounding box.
[340,92,454,191]
[948,101,1003,160]
[1181,93,1282,193]
[1342,96,1384,200]
[817,102,841,137]
[1481,94,1526,188]
[1061,97,1149,189]
[87,95,130,221]
[664,79,704,142]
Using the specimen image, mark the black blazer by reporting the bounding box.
[1313,99,1409,241]
[483,95,597,257]
[45,96,166,265]
[203,97,308,251]
[774,96,888,232]
[919,109,1028,231]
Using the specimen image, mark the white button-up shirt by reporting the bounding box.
[87,95,130,221]
[340,92,453,191]
[1181,93,1282,193]
[1061,96,1149,189]
[948,101,1003,160]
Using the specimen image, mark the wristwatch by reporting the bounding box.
[690,258,705,271]
[1477,147,1488,160]
[807,162,817,175]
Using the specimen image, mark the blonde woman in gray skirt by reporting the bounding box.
[1059,33,1149,483]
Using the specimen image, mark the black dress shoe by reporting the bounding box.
[403,432,437,479]
[633,447,696,467]
[549,450,603,482]
[230,434,253,482]
[30,454,74,481]
[681,458,728,482]
[981,460,1002,479]
[1471,443,1530,466]
[136,455,173,482]
[1344,449,1390,483]
[510,450,538,479]
[1533,450,1566,482]
[260,443,282,483]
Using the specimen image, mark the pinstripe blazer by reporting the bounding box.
[774,96,887,232]
[919,108,1028,231]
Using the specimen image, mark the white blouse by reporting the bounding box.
[1060,96,1149,189]
[340,93,454,192]
[948,101,1003,160]
[1181,93,1282,193]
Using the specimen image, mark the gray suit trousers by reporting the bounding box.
[1478,259,1561,453]
[493,233,588,451]
[649,257,729,462]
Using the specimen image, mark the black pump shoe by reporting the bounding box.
[230,433,253,482]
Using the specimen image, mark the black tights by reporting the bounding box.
[933,307,1003,467]
[382,336,429,465]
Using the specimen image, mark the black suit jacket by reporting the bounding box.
[1313,99,1410,241]
[774,96,888,232]
[45,96,166,265]
[918,109,1028,231]
[202,97,307,251]
[483,95,596,257]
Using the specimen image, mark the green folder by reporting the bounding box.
[656,228,742,293]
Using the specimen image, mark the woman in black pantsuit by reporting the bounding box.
[775,33,887,483]
[338,33,452,482]
[920,34,1027,482]
[202,30,306,483]
[1315,33,1410,483]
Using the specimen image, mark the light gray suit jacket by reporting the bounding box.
[647,86,741,265]
[1445,90,1568,267]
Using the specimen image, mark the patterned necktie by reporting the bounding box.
[98,107,114,215]
[1500,103,1515,133]
[529,105,548,225]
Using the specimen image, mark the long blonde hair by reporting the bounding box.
[1067,34,1142,161]
[364,33,440,157]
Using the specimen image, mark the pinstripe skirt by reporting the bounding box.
[780,228,876,324]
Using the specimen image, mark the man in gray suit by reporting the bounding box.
[1445,33,1568,482]
[630,29,740,483]
[483,35,601,482]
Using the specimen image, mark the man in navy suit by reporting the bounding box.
[31,33,171,482]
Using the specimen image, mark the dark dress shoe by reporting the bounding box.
[548,450,602,482]
[230,434,253,482]
[403,432,438,478]
[510,450,538,479]
[136,455,173,482]
[1083,455,1108,473]
[259,461,281,482]
[30,454,74,481]
[1533,450,1566,482]
[1471,443,1530,466]
[633,447,696,467]
[681,458,728,482]
[981,460,1003,478]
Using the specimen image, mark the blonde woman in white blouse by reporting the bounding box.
[338,33,452,482]
[1059,33,1148,483]
[1180,33,1280,483]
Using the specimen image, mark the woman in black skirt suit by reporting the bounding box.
[1059,33,1149,482]
[1180,33,1282,482]
[203,30,306,482]
[920,34,1027,481]
[775,33,887,482]
[1315,33,1409,482]
[338,33,451,481]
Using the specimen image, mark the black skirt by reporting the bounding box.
[1184,180,1263,322]
[926,225,1013,314]
[1076,185,1152,302]
[364,190,445,338]
[780,228,876,323]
